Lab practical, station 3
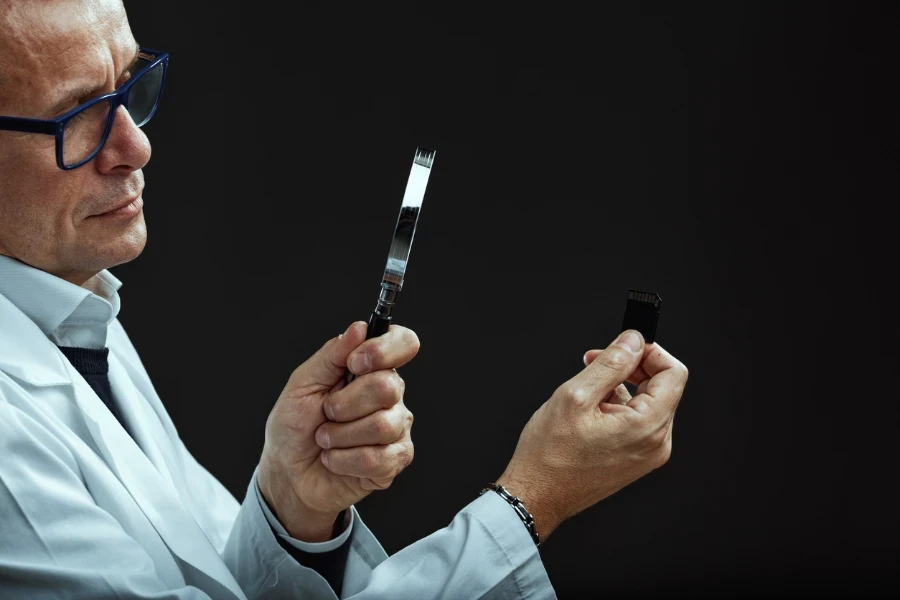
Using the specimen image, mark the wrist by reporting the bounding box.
[257,459,342,543]
[495,471,563,542]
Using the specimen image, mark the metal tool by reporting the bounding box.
[347,147,435,383]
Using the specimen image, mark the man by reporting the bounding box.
[0,1,689,598]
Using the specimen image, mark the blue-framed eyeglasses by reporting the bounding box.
[0,47,169,171]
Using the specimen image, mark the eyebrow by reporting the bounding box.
[47,43,141,118]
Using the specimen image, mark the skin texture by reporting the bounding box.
[496,330,689,542]
[0,0,149,285]
[258,322,418,541]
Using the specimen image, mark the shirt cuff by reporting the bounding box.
[464,490,554,596]
[254,473,355,553]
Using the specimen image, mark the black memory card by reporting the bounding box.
[621,290,662,343]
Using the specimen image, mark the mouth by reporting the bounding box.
[90,195,144,219]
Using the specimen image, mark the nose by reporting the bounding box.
[93,105,152,175]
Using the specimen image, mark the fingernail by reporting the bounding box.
[321,451,330,468]
[350,352,371,374]
[318,429,331,449]
[323,401,336,421]
[614,330,642,353]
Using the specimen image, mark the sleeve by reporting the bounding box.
[81,320,556,599]
[258,491,354,553]
[217,472,556,600]
[0,385,555,600]
[175,438,357,599]
[0,393,212,599]
[167,417,557,599]
[255,479,353,596]
[342,491,556,600]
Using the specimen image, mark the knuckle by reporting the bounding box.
[396,443,414,474]
[672,358,689,379]
[571,387,591,406]
[357,448,379,473]
[371,413,395,438]
[599,347,632,371]
[386,373,404,401]
[370,371,401,401]
[366,343,386,367]
[559,382,590,406]
[375,454,397,479]
[378,444,413,479]
[629,398,651,416]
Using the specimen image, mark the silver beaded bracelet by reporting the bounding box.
[480,483,541,548]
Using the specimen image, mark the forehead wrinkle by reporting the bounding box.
[49,41,138,115]
[0,0,134,115]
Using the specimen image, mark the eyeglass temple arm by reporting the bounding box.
[0,116,58,135]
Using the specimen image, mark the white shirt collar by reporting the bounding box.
[0,254,123,348]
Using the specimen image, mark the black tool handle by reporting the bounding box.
[367,311,392,339]
[345,311,393,385]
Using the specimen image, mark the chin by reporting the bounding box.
[108,217,148,267]
[83,214,149,272]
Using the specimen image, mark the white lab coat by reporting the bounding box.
[0,286,554,598]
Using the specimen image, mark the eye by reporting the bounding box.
[67,109,90,125]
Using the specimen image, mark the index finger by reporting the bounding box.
[626,343,689,419]
[346,325,421,376]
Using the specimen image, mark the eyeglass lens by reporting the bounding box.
[61,58,164,167]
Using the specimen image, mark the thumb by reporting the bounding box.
[289,321,368,389]
[582,349,603,367]
[583,344,652,386]
[571,330,645,402]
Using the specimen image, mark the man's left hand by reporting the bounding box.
[257,321,418,542]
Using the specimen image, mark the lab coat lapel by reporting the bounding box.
[106,323,198,512]
[105,351,179,492]
[67,371,245,600]
[0,295,247,600]
[106,322,185,486]
[107,321,185,450]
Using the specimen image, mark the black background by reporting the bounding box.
[118,1,898,596]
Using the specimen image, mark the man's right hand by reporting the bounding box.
[257,321,418,542]
[496,329,688,541]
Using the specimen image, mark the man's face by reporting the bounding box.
[0,0,151,284]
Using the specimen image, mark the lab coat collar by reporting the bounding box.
[0,290,72,386]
